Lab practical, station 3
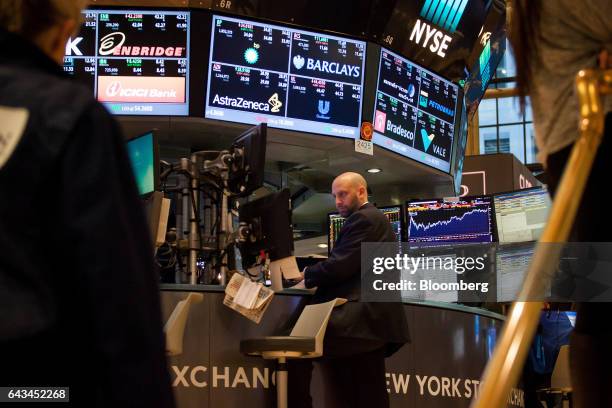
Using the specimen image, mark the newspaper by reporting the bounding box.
[224,272,274,324]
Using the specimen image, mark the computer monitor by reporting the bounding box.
[406,195,495,246]
[493,187,551,243]
[229,123,267,197]
[380,205,403,243]
[327,204,403,253]
[126,131,159,196]
[496,242,537,302]
[238,188,293,268]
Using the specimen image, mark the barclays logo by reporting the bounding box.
[293,55,305,70]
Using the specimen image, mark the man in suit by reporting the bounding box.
[289,172,410,408]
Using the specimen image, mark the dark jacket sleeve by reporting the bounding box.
[305,212,373,289]
[57,102,174,407]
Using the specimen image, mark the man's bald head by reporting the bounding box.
[332,172,368,217]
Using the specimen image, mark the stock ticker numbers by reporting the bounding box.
[373,49,458,173]
[63,10,190,115]
[205,15,366,138]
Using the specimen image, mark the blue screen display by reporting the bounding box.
[406,196,494,245]
[127,132,155,195]
[205,15,366,138]
[63,9,190,116]
[373,48,459,173]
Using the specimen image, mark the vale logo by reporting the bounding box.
[420,0,468,33]
[293,55,305,70]
[316,100,331,120]
[421,128,435,151]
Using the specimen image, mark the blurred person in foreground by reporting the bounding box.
[0,1,175,406]
[510,1,611,406]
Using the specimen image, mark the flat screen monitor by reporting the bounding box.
[372,47,459,173]
[63,9,190,115]
[327,204,403,253]
[496,242,536,302]
[238,189,293,267]
[229,123,267,197]
[406,196,495,246]
[126,131,159,195]
[205,15,366,138]
[493,187,551,243]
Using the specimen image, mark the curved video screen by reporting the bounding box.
[63,9,190,115]
[373,48,459,173]
[205,15,366,138]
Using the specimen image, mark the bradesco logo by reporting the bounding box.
[212,93,283,113]
[375,111,415,141]
[409,0,469,58]
[98,32,185,57]
[98,76,185,103]
[292,55,360,78]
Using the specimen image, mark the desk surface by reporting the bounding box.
[159,283,505,321]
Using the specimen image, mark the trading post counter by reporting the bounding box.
[161,285,524,408]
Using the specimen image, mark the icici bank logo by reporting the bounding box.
[106,81,122,97]
[99,32,126,56]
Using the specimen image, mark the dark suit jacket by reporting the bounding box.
[305,203,410,354]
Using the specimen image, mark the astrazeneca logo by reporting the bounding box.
[212,93,283,113]
[409,0,468,58]
[268,93,282,113]
[292,55,360,78]
[99,32,126,56]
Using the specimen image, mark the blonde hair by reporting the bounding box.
[0,0,88,40]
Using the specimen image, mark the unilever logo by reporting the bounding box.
[419,0,468,33]
[292,55,305,70]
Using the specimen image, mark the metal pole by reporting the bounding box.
[470,69,611,408]
[188,154,199,285]
[219,190,229,286]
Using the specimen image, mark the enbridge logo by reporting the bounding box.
[98,32,185,57]
[419,0,468,33]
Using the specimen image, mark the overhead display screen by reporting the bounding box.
[205,15,366,138]
[372,48,458,173]
[63,9,190,115]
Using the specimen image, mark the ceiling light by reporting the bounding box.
[367,168,382,173]
[317,243,328,249]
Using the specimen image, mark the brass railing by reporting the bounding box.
[471,68,612,408]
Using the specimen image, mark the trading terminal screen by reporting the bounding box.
[372,48,459,173]
[63,9,190,115]
[406,196,495,246]
[206,15,366,138]
[126,132,156,195]
[327,205,402,252]
[493,187,551,243]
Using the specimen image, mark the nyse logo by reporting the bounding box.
[420,0,468,33]
[409,0,469,58]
